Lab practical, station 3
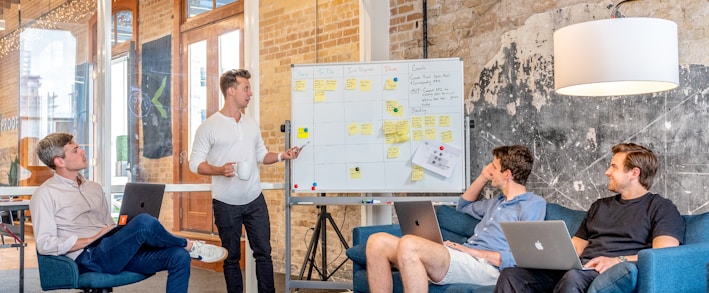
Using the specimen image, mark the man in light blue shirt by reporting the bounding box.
[366,145,546,292]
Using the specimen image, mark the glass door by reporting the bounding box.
[176,14,244,233]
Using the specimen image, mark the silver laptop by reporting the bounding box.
[501,220,592,270]
[87,183,166,247]
[394,201,444,244]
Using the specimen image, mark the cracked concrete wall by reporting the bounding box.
[392,0,709,214]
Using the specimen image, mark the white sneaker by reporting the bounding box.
[189,240,228,263]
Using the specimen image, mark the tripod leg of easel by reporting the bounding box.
[298,211,322,280]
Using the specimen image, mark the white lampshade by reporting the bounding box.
[553,18,679,96]
[0,20,5,31]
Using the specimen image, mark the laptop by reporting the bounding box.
[500,220,593,270]
[87,182,166,247]
[394,201,444,244]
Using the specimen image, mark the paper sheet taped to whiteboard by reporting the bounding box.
[412,140,462,178]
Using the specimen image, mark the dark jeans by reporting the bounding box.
[495,267,599,293]
[75,213,191,293]
[213,194,274,293]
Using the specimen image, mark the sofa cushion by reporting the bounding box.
[436,205,480,243]
[544,203,586,235]
[587,261,638,293]
[683,213,709,244]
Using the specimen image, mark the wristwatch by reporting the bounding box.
[616,255,627,263]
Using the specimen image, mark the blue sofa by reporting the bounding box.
[346,203,709,293]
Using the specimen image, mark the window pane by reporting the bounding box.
[218,29,240,106]
[115,11,133,44]
[188,40,208,156]
[187,0,213,18]
[19,27,93,182]
[216,0,236,8]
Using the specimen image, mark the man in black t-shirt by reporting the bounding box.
[494,143,685,293]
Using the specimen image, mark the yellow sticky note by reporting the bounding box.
[347,123,360,136]
[385,79,398,90]
[441,130,454,143]
[295,80,306,91]
[385,100,397,114]
[314,90,326,102]
[385,133,397,144]
[360,80,371,91]
[361,123,373,135]
[387,146,400,159]
[439,115,451,127]
[396,133,410,143]
[425,128,437,140]
[350,167,362,179]
[383,121,396,134]
[396,120,409,134]
[346,78,358,90]
[411,165,424,181]
[298,127,310,139]
[424,115,436,127]
[413,130,424,141]
[314,79,325,91]
[411,116,423,128]
[326,79,337,91]
[392,105,404,117]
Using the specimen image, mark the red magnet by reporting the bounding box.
[294,184,299,188]
[439,145,445,151]
[311,186,316,190]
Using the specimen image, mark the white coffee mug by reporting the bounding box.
[237,161,253,180]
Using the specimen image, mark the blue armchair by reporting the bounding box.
[37,253,152,293]
[346,203,709,293]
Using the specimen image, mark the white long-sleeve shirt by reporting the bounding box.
[30,173,114,260]
[189,112,268,205]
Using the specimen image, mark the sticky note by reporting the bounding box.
[387,146,400,159]
[385,100,397,113]
[411,116,423,128]
[326,79,337,91]
[439,115,451,127]
[424,115,436,127]
[295,80,306,91]
[396,133,410,143]
[314,79,325,91]
[298,127,310,139]
[396,120,409,134]
[385,79,398,90]
[385,133,397,144]
[314,90,326,102]
[413,130,424,141]
[346,78,358,90]
[348,123,360,136]
[361,123,373,135]
[425,128,437,140]
[383,120,396,134]
[441,130,453,143]
[350,167,362,179]
[360,80,371,91]
[412,165,424,181]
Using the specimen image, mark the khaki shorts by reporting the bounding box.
[431,246,500,286]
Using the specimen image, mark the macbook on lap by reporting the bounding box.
[394,200,444,244]
[87,182,166,247]
[500,220,593,270]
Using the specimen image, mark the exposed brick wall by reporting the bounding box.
[259,0,361,280]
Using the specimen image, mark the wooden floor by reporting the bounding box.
[0,230,37,271]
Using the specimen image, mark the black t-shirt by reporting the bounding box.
[575,192,685,261]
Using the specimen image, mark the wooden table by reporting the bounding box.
[0,200,29,293]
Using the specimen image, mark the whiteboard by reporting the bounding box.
[290,58,466,193]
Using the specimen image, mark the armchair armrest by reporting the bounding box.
[37,253,80,290]
[637,242,709,293]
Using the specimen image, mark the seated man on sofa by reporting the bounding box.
[495,142,685,293]
[366,145,547,292]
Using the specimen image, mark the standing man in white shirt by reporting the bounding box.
[189,69,300,293]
